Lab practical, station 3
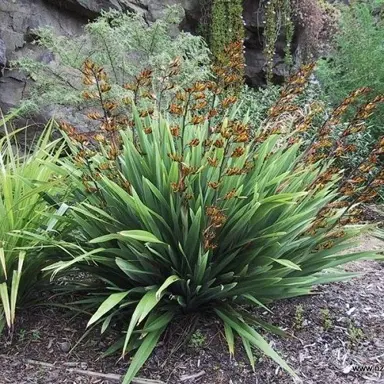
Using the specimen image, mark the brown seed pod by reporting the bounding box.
[189,138,200,147]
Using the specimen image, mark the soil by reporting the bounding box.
[0,235,383,384]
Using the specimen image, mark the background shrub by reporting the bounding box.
[317,0,384,139]
[238,85,281,128]
[14,6,211,125]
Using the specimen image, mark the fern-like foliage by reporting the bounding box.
[14,6,211,121]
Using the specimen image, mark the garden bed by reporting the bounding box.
[0,236,383,384]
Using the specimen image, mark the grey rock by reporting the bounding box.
[38,51,55,65]
[0,39,6,70]
[44,0,134,18]
[58,341,71,353]
[0,0,85,122]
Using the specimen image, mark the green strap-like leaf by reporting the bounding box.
[101,312,114,334]
[10,251,25,325]
[122,290,159,356]
[270,258,302,271]
[223,321,235,357]
[241,336,255,371]
[122,326,167,384]
[119,230,164,244]
[140,311,174,334]
[116,258,158,284]
[215,307,297,379]
[87,291,129,327]
[155,275,180,301]
[0,283,11,328]
[0,248,7,279]
[242,294,272,313]
[90,230,164,245]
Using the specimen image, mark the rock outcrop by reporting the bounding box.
[0,0,85,122]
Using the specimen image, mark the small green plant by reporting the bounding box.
[0,119,67,336]
[263,0,295,82]
[189,330,206,348]
[32,329,41,340]
[294,304,304,330]
[210,0,244,63]
[238,85,281,129]
[197,0,244,69]
[347,321,364,345]
[320,308,332,331]
[18,328,26,342]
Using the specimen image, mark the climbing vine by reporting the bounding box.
[210,0,244,61]
[198,0,312,85]
[263,0,295,83]
[198,0,213,44]
[199,0,244,66]
[283,0,294,66]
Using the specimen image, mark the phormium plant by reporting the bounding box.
[43,44,384,383]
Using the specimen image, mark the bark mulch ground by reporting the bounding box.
[1,236,383,384]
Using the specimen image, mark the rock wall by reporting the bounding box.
[0,0,321,119]
[0,0,83,123]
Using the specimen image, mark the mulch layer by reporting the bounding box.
[1,236,383,384]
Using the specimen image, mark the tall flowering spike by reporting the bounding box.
[332,88,372,119]
[213,40,245,93]
[346,95,384,132]
[280,63,316,98]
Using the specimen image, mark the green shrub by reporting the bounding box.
[0,119,67,335]
[43,61,384,383]
[317,0,384,138]
[238,85,281,128]
[14,6,211,119]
